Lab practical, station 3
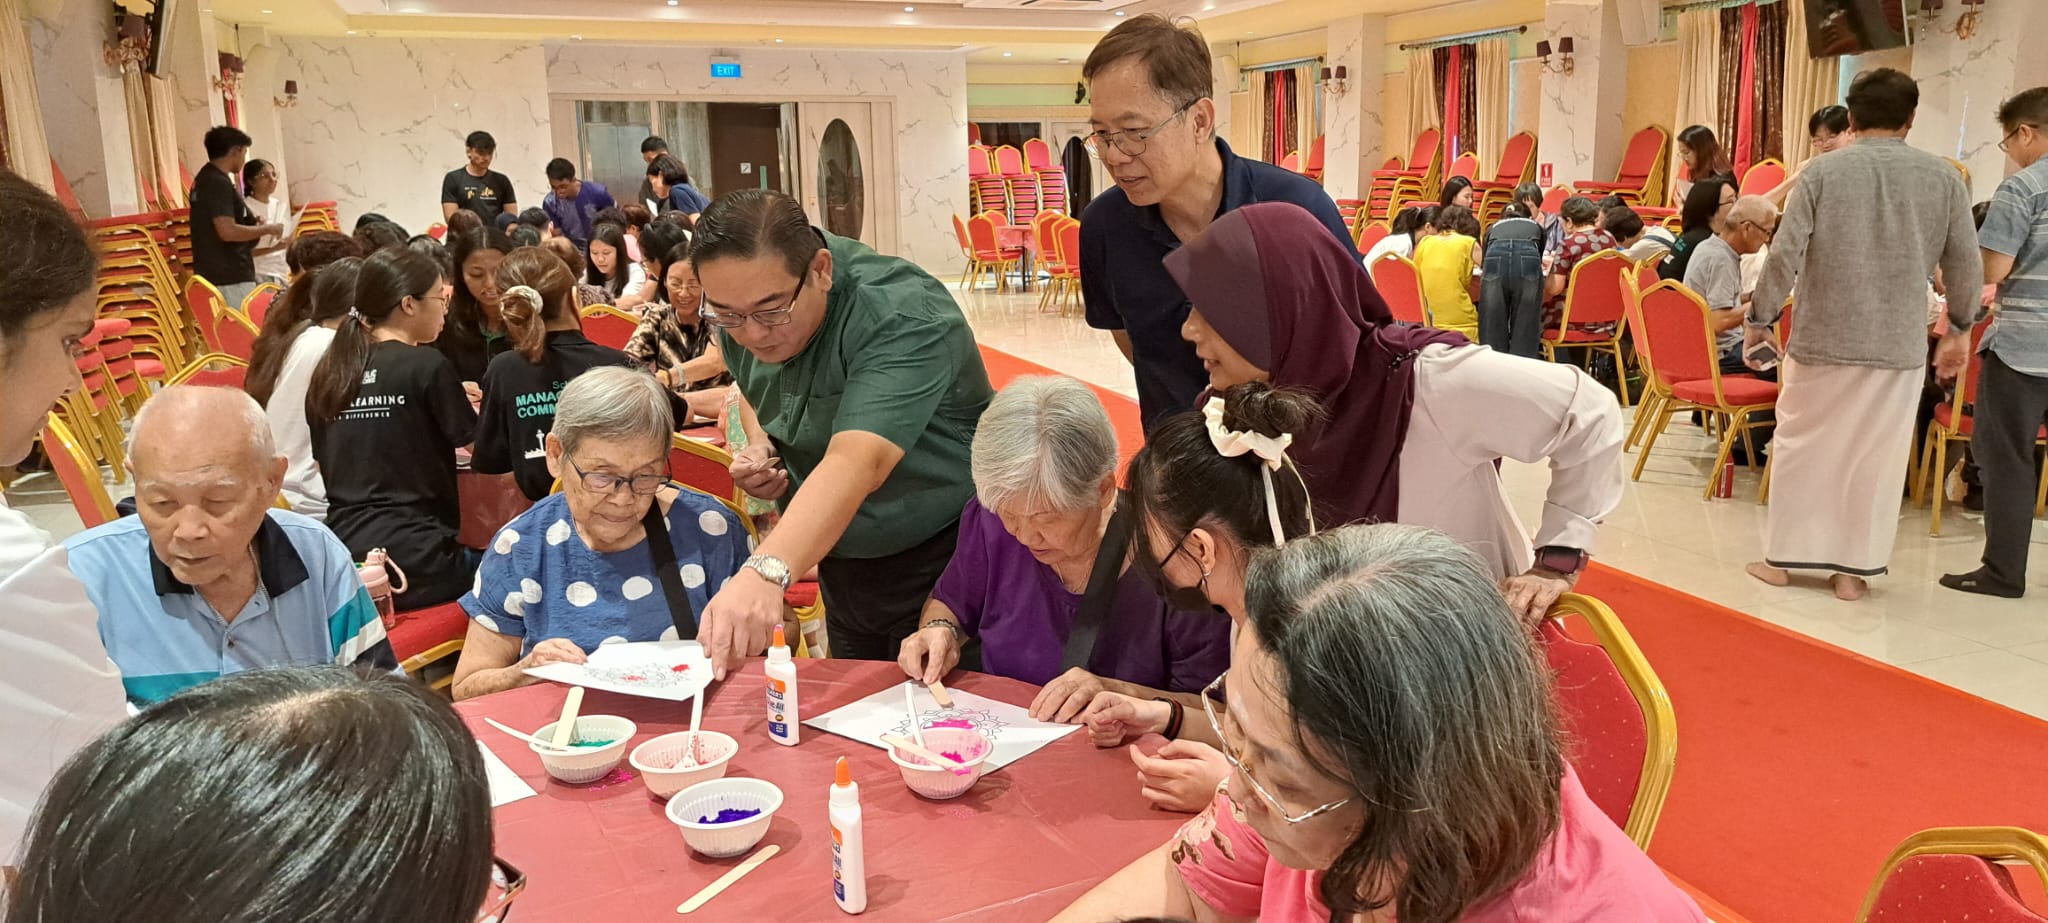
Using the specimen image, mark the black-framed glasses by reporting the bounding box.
[1999,124,2038,154]
[1200,671,1353,825]
[476,857,525,922]
[1742,219,1777,242]
[565,455,669,496]
[1084,100,1199,158]
[700,270,807,329]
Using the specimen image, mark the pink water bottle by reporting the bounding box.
[357,549,408,628]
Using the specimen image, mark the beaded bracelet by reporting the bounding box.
[1154,697,1185,740]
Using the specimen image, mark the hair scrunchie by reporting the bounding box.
[1200,396,1313,547]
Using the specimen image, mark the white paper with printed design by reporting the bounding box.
[804,685,1082,771]
[523,639,715,702]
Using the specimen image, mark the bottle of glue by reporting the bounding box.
[829,756,868,914]
[765,624,799,746]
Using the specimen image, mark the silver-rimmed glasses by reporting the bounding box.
[1200,671,1353,825]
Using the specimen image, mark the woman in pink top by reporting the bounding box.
[1053,524,1706,923]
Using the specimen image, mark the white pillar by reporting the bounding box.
[1321,14,1387,201]
[163,0,225,173]
[237,26,291,198]
[24,0,139,214]
[1209,49,1235,156]
[1536,0,1629,187]
[1908,2,2048,199]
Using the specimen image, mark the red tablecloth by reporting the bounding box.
[998,224,1037,291]
[457,470,532,550]
[457,659,1185,921]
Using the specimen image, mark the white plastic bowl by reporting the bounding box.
[888,727,993,800]
[667,777,783,858]
[529,715,636,784]
[630,731,737,800]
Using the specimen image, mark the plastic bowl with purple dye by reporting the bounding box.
[888,726,993,800]
[667,777,783,858]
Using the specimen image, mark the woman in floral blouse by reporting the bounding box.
[623,229,730,423]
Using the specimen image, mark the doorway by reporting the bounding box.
[792,101,896,256]
[706,104,785,199]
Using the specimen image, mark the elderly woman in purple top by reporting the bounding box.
[898,376,1230,723]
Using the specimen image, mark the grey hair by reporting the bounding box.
[126,385,275,466]
[551,366,674,455]
[1243,523,1563,923]
[1727,194,1779,228]
[970,376,1117,514]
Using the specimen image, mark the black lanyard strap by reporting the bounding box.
[641,499,698,639]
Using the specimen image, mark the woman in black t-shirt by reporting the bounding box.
[307,248,480,611]
[471,248,636,501]
[430,228,516,382]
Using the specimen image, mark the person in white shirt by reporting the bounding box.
[243,257,365,519]
[1362,203,1439,268]
[0,171,129,857]
[241,159,292,285]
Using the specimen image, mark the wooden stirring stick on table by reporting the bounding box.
[676,845,780,914]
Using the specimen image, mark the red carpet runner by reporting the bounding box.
[978,345,2048,920]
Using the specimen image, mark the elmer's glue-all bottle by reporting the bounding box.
[766,624,799,746]
[829,757,868,914]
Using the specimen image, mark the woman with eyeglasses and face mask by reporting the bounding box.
[9,666,521,923]
[1053,525,1707,923]
[1765,105,1858,206]
[1077,381,1319,812]
[452,367,750,701]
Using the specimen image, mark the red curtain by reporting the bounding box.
[1732,3,1759,172]
[1458,43,1478,158]
[1443,45,1464,161]
[1750,1,1788,165]
[1264,70,1300,163]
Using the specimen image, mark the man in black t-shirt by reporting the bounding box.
[189,126,285,308]
[441,130,518,227]
[638,135,667,211]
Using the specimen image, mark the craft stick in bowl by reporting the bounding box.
[880,733,972,776]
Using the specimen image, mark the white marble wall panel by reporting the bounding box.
[545,43,970,272]
[1321,14,1386,201]
[1908,2,2047,199]
[164,0,224,173]
[1210,51,1236,155]
[274,36,553,234]
[1536,0,1628,186]
[25,0,138,215]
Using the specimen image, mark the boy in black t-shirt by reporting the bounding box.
[190,126,285,307]
[441,130,518,228]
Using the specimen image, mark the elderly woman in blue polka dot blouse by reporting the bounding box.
[451,366,750,700]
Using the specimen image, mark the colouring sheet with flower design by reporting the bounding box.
[524,640,715,702]
[805,684,1081,771]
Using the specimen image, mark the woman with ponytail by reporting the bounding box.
[250,257,364,519]
[307,248,480,610]
[472,248,640,501]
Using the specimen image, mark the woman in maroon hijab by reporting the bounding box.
[1163,202,1626,621]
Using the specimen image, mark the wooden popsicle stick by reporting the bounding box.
[925,678,954,708]
[551,686,584,749]
[676,844,780,914]
[881,733,972,776]
[482,717,573,752]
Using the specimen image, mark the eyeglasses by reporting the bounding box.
[1200,671,1353,825]
[565,455,669,496]
[700,270,807,329]
[476,857,525,922]
[2000,124,2038,153]
[1742,219,1777,242]
[1084,100,1198,158]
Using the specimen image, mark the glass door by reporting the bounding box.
[575,101,654,208]
[795,102,893,254]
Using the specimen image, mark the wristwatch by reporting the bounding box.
[1534,545,1589,576]
[743,554,793,590]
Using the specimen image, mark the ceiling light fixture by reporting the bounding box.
[260,8,271,13]
[903,4,914,10]
[1114,9,1125,15]
[346,29,355,33]
[1057,57,1070,63]
[1001,51,1012,56]
[774,37,784,42]
[667,0,679,5]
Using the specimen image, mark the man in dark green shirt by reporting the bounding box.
[692,189,992,675]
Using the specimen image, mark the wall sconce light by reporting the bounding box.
[1318,64,1348,97]
[212,52,245,94]
[1536,37,1575,75]
[276,80,299,108]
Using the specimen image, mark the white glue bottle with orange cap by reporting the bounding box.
[765,624,799,746]
[829,756,868,914]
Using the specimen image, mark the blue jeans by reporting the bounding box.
[1480,239,1544,358]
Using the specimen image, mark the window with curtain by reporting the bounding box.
[1714,1,1791,175]
[1429,44,1479,161]
[1262,69,1301,164]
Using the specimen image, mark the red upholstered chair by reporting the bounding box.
[1539,593,1676,849]
[968,145,1008,216]
[1541,185,1573,214]
[1045,218,1083,314]
[241,283,281,326]
[577,306,639,350]
[1857,827,2048,923]
[166,352,250,389]
[1355,222,1391,257]
[211,308,260,361]
[183,277,232,355]
[1369,128,1443,221]
[1632,281,1780,499]
[671,434,740,507]
[1914,324,2048,534]
[41,418,118,529]
[1576,125,1672,206]
[1738,158,1788,198]
[966,212,1024,291]
[952,214,979,288]
[387,601,471,691]
[1623,261,1668,451]
[1543,250,1634,405]
[1445,151,1480,183]
[1279,150,1302,172]
[1022,138,1055,172]
[993,145,1026,177]
[1474,131,1538,221]
[1367,253,1429,326]
[1303,135,1325,182]
[426,223,447,241]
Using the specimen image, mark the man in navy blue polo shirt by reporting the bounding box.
[1078,14,1356,429]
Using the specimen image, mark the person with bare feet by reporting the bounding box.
[1741,68,1984,602]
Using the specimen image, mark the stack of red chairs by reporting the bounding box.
[1577,126,1672,207]
[1473,132,1538,223]
[1024,139,1068,218]
[995,145,1041,225]
[968,145,1007,217]
[1367,128,1443,223]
